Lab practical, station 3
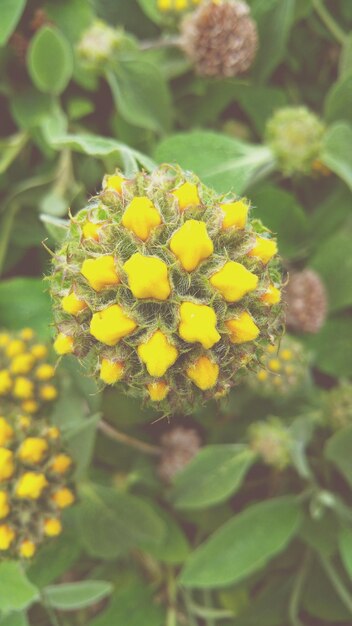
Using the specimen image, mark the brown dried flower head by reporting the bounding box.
[284,269,327,334]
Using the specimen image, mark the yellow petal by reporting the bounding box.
[138,330,178,377]
[35,364,55,380]
[0,370,12,395]
[248,236,278,265]
[0,448,14,482]
[19,540,36,558]
[170,220,213,271]
[179,302,220,349]
[13,377,34,399]
[0,491,10,519]
[50,454,72,474]
[82,221,102,241]
[62,291,88,316]
[122,196,161,241]
[10,354,35,375]
[18,437,48,464]
[52,488,75,508]
[6,340,25,358]
[44,518,62,537]
[172,182,200,212]
[210,261,258,302]
[226,311,260,344]
[54,333,74,355]
[15,472,48,499]
[104,173,125,194]
[260,284,281,305]
[147,381,169,401]
[123,253,171,300]
[100,359,124,384]
[31,344,48,359]
[220,200,249,230]
[186,355,219,390]
[39,384,58,401]
[0,418,14,447]
[0,524,15,550]
[19,328,35,341]
[81,256,120,292]
[90,304,137,346]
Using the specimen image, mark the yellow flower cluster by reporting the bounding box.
[157,0,201,13]
[0,329,58,416]
[0,413,74,559]
[50,166,282,413]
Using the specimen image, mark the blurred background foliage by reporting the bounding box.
[0,0,352,624]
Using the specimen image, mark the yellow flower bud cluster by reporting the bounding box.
[157,0,201,12]
[49,166,282,414]
[248,335,310,399]
[0,413,74,559]
[0,329,58,416]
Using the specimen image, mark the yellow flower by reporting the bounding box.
[104,173,124,194]
[123,253,171,301]
[260,284,281,305]
[257,370,268,381]
[0,491,10,519]
[15,472,48,499]
[138,331,178,377]
[19,415,32,429]
[266,345,277,354]
[172,182,200,212]
[54,333,74,355]
[46,427,60,439]
[100,359,124,384]
[81,256,120,292]
[52,488,75,508]
[0,448,14,482]
[186,356,219,390]
[62,291,88,316]
[158,0,171,9]
[179,302,220,349]
[90,304,137,346]
[248,236,278,265]
[10,353,35,375]
[31,344,48,359]
[21,400,39,414]
[0,418,14,446]
[50,454,72,474]
[13,377,34,399]
[18,437,49,464]
[6,340,25,358]
[170,220,213,271]
[82,221,102,241]
[268,359,281,372]
[147,381,169,401]
[0,370,12,395]
[0,333,10,347]
[44,517,62,537]
[281,349,293,361]
[19,539,36,558]
[226,312,260,344]
[19,328,35,341]
[0,524,15,550]
[220,200,249,230]
[122,196,161,241]
[39,385,58,401]
[35,364,55,380]
[210,261,258,302]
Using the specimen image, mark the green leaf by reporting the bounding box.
[338,526,352,580]
[44,581,112,610]
[75,483,165,559]
[27,528,81,589]
[155,131,274,194]
[303,559,351,622]
[0,278,52,338]
[325,72,352,124]
[64,414,101,479]
[89,580,165,626]
[321,122,352,190]
[137,0,165,25]
[0,562,38,613]
[171,445,255,510]
[303,316,352,377]
[179,497,302,588]
[0,613,28,626]
[339,33,352,78]
[0,0,26,46]
[0,133,28,175]
[325,425,352,488]
[139,506,190,563]
[40,215,69,244]
[252,0,295,83]
[27,26,73,95]
[107,62,171,133]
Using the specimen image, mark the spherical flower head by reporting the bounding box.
[77,20,122,65]
[0,413,74,560]
[0,328,59,417]
[249,418,292,470]
[284,269,327,334]
[265,107,326,175]
[158,426,202,484]
[181,0,258,78]
[49,166,283,415]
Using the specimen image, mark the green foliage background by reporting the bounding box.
[0,0,352,624]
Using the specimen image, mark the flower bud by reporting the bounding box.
[284,269,327,334]
[158,426,202,483]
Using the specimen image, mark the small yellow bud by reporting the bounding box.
[19,328,35,341]
[50,454,72,474]
[158,0,172,10]
[19,415,32,429]
[82,221,102,241]
[100,359,124,384]
[0,418,14,446]
[268,359,281,372]
[39,385,58,401]
[10,353,35,375]
[54,333,74,355]
[21,400,39,414]
[81,256,120,292]
[6,340,25,358]
[0,370,12,395]
[122,196,161,241]
[138,331,178,377]
[13,377,34,399]
[260,284,281,305]
[220,200,249,230]
[281,349,293,361]
[147,381,169,401]
[257,370,268,381]
[0,524,15,550]
[90,304,137,346]
[170,220,213,272]
[226,312,260,344]
[266,345,277,354]
[104,173,124,194]
[15,472,48,499]
[0,491,10,519]
[187,355,219,390]
[19,540,36,558]
[31,344,48,359]
[62,292,88,316]
[123,253,171,300]
[172,182,200,212]
[248,236,278,265]
[52,488,75,508]
[35,364,55,380]
[0,333,10,347]
[18,437,49,464]
[179,302,220,349]
[44,517,62,537]
[0,449,15,482]
[210,261,258,302]
[47,427,60,439]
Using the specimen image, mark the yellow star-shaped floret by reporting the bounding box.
[178,302,220,349]
[123,253,171,300]
[137,330,178,377]
[147,381,169,401]
[122,196,161,241]
[90,304,137,346]
[61,291,88,316]
[220,200,249,230]
[172,182,200,212]
[210,261,258,302]
[186,355,219,390]
[81,256,120,292]
[260,284,281,305]
[100,359,124,384]
[104,173,125,194]
[248,236,278,265]
[225,311,260,344]
[170,220,213,271]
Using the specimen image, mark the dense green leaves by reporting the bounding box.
[27,26,73,95]
[0,0,26,46]
[252,0,295,82]
[89,580,165,626]
[0,563,38,613]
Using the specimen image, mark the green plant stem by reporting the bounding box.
[203,590,215,626]
[289,550,311,626]
[40,590,63,626]
[98,419,161,456]
[140,36,181,51]
[312,0,346,45]
[166,567,177,626]
[181,589,199,626]
[320,556,352,615]
[0,202,20,276]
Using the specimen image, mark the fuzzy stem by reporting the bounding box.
[139,36,181,51]
[320,556,352,615]
[312,0,346,45]
[98,419,161,456]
